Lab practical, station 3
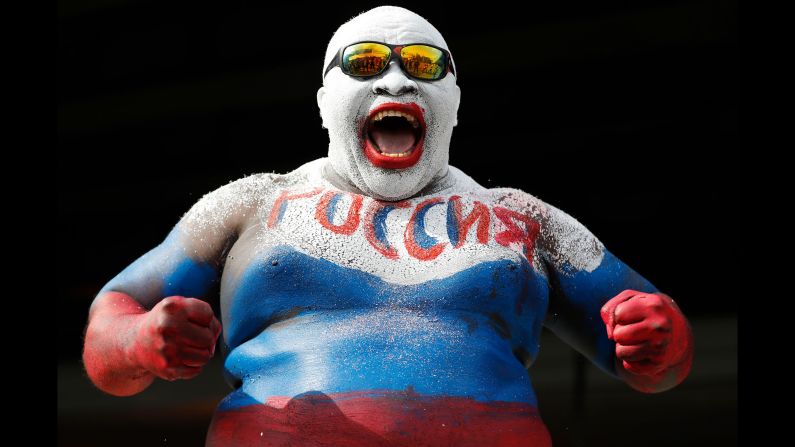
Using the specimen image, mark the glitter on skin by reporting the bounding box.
[82,6,693,446]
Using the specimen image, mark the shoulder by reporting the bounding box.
[484,186,606,273]
[444,165,488,195]
[179,159,324,232]
[179,167,305,238]
[181,173,276,226]
[485,186,547,215]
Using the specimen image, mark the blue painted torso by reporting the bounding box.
[220,232,550,409]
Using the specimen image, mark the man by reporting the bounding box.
[83,6,693,446]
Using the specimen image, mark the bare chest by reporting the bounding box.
[218,186,550,351]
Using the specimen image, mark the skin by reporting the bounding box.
[83,292,222,396]
[317,7,461,201]
[82,6,693,445]
[601,290,694,393]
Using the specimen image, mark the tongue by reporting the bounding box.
[370,127,416,154]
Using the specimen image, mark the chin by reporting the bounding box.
[326,142,439,201]
[360,171,427,201]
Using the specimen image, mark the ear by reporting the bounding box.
[452,84,461,127]
[316,86,327,128]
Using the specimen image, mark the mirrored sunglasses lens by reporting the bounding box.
[401,45,446,80]
[342,43,391,76]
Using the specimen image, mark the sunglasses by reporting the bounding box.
[324,41,456,81]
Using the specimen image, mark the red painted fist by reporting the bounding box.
[601,290,692,378]
[129,296,222,381]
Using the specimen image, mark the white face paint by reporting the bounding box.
[317,6,461,201]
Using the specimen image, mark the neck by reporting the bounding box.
[321,160,454,201]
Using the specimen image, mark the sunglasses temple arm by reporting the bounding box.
[323,49,341,79]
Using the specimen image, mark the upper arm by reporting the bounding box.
[539,204,658,376]
[94,176,266,311]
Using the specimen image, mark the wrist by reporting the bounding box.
[84,292,156,395]
[121,312,150,373]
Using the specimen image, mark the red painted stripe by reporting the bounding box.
[315,191,364,235]
[207,390,551,447]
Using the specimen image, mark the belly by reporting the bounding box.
[225,307,535,403]
[211,308,550,446]
[212,243,551,445]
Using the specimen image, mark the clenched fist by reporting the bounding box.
[600,290,693,393]
[129,296,222,381]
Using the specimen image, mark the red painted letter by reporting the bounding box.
[267,188,323,228]
[315,191,364,235]
[447,195,490,248]
[493,206,541,261]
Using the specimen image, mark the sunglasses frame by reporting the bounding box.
[324,41,456,81]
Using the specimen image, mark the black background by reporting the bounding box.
[58,0,738,445]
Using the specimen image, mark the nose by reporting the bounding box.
[371,60,418,96]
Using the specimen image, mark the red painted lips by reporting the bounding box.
[363,102,426,169]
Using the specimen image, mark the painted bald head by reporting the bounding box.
[317,6,461,201]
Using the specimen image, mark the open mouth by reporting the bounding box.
[363,102,426,169]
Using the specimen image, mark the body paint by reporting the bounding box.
[315,191,363,235]
[207,389,552,447]
[405,197,448,260]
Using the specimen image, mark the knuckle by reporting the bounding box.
[161,296,185,314]
[183,297,201,306]
[194,299,211,311]
[184,297,208,310]
[616,347,633,358]
[654,318,672,332]
[647,296,665,309]
[652,339,669,349]
[648,317,668,331]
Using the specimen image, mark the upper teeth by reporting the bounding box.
[372,110,420,128]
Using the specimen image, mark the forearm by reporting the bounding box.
[82,291,155,397]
